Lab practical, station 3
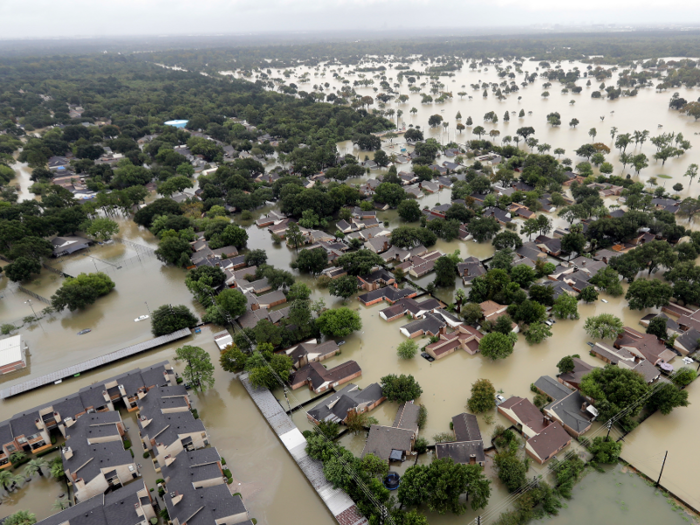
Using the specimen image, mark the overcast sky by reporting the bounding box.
[1,0,699,39]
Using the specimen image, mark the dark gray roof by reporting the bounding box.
[535,376,573,403]
[676,328,700,353]
[358,286,416,304]
[0,420,13,446]
[435,440,485,465]
[361,425,415,461]
[545,390,592,435]
[78,384,109,410]
[400,311,446,336]
[161,448,222,486]
[165,482,247,525]
[36,480,149,525]
[451,413,482,443]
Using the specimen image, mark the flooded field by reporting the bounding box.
[3,55,700,524]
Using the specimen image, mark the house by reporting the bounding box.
[435,413,485,467]
[352,207,377,220]
[534,235,562,257]
[400,311,449,339]
[284,340,340,369]
[51,236,91,257]
[536,377,594,438]
[364,236,391,254]
[508,203,536,220]
[358,286,417,306]
[361,402,420,463]
[569,256,607,277]
[558,358,596,390]
[358,268,395,291]
[379,297,442,322]
[677,308,700,333]
[0,334,27,375]
[517,242,547,261]
[615,327,677,365]
[590,342,636,366]
[268,219,294,238]
[425,324,484,359]
[62,411,139,502]
[543,280,577,300]
[619,359,661,384]
[35,481,156,525]
[307,383,385,424]
[160,447,251,525]
[480,300,508,322]
[429,203,451,218]
[674,328,700,355]
[213,330,233,351]
[136,386,208,468]
[457,257,486,285]
[525,423,571,464]
[255,290,287,310]
[482,206,512,225]
[421,181,439,194]
[497,397,549,438]
[288,361,362,393]
[639,313,682,336]
[381,245,428,263]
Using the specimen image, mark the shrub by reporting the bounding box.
[414,437,429,454]
[123,439,132,449]
[143,452,150,459]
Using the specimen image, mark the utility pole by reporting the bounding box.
[656,451,668,488]
[25,299,39,322]
[605,420,612,440]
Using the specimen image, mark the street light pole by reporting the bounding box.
[25,299,39,322]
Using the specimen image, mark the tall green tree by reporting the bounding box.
[175,345,215,392]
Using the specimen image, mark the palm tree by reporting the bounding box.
[3,510,37,525]
[24,458,48,478]
[52,499,69,511]
[50,458,66,480]
[455,289,467,313]
[9,451,26,466]
[0,469,21,492]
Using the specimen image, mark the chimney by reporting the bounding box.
[470,454,476,465]
[581,402,588,412]
[63,446,73,460]
[102,391,110,403]
[170,491,183,506]
[164,455,176,468]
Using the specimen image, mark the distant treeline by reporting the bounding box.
[3,30,700,71]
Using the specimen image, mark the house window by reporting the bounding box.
[5,444,16,452]
[17,438,27,444]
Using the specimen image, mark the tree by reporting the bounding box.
[0,470,21,491]
[82,217,119,241]
[626,279,672,310]
[398,199,422,222]
[527,285,555,307]
[580,366,651,427]
[492,231,522,250]
[552,294,579,320]
[523,321,552,344]
[468,217,501,243]
[374,182,406,207]
[244,249,268,267]
[578,286,599,303]
[51,272,115,311]
[293,247,328,275]
[557,356,576,375]
[3,511,36,525]
[588,437,622,464]
[685,163,698,186]
[479,332,516,360]
[329,275,359,300]
[494,452,527,492]
[632,153,648,174]
[433,256,458,287]
[151,304,199,336]
[5,257,41,282]
[155,235,192,266]
[175,345,214,392]
[646,316,668,340]
[583,314,624,340]
[516,127,535,142]
[462,302,483,325]
[560,232,586,260]
[219,344,248,373]
[428,114,443,127]
[215,288,247,319]
[397,340,419,360]
[380,374,423,403]
[316,307,361,338]
[286,222,304,250]
[472,126,486,139]
[648,383,689,415]
[468,379,496,413]
[360,453,389,479]
[336,249,385,275]
[398,458,490,514]
[23,458,48,478]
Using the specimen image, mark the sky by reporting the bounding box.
[1,0,700,39]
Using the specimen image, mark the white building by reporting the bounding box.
[0,335,27,375]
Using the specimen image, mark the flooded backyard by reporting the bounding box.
[2,55,700,524]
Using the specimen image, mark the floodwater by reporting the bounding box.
[226,56,700,194]
[545,464,695,525]
[3,56,700,523]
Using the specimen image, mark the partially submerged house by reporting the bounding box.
[361,402,420,463]
[307,383,385,424]
[288,361,362,394]
[424,325,484,359]
[434,413,485,467]
[615,327,677,365]
[284,340,340,369]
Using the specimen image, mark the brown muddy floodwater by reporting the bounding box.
[5,56,700,522]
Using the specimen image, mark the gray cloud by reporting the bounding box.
[0,0,699,39]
